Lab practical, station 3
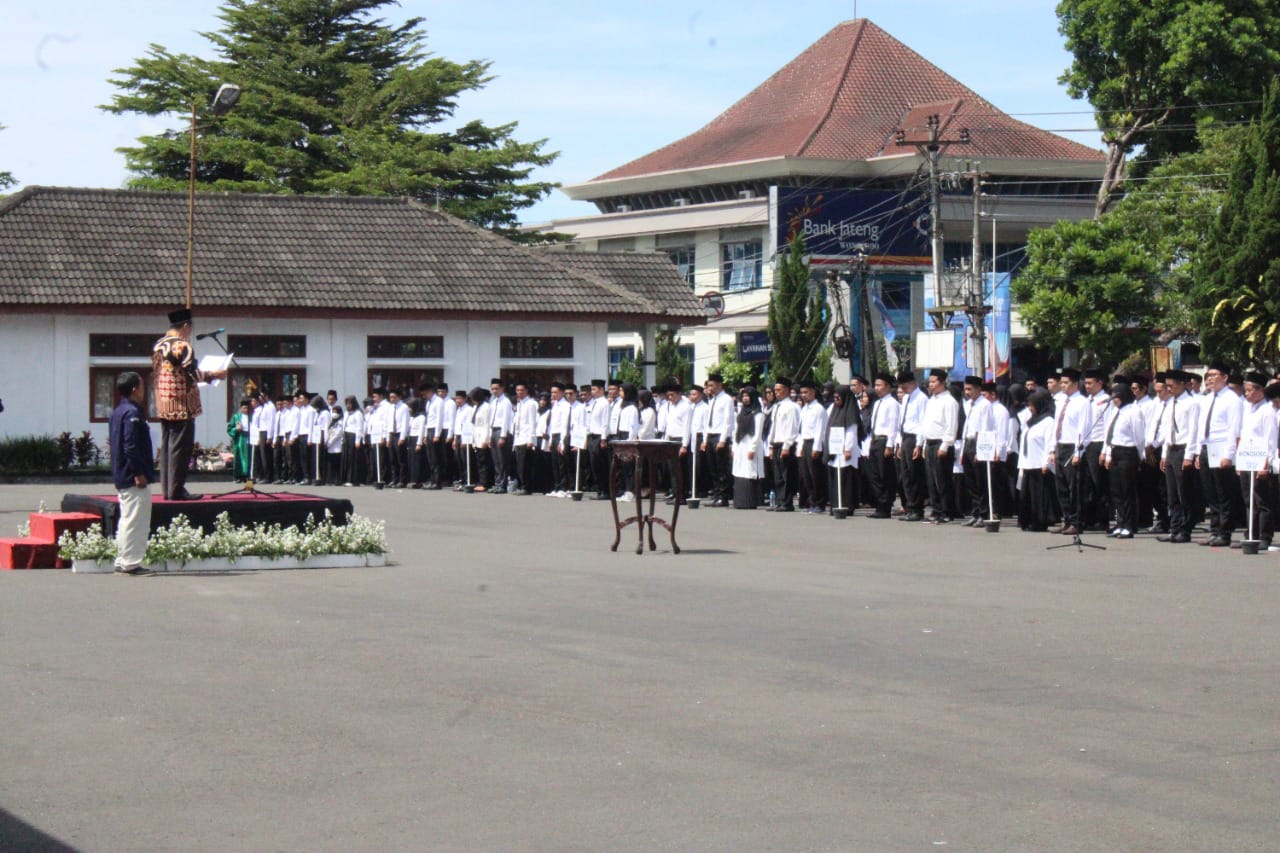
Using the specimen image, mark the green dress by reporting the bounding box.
[227,414,251,479]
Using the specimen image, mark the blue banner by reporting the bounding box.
[737,330,774,364]
[771,187,930,264]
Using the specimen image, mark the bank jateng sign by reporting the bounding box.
[768,187,930,265]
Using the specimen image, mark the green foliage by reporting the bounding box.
[102,0,557,237]
[1057,0,1280,163]
[705,345,759,391]
[1199,82,1280,362]
[612,349,645,386]
[654,329,691,386]
[0,435,66,474]
[1012,216,1160,367]
[767,232,828,381]
[811,344,835,385]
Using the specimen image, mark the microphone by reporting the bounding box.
[195,328,226,340]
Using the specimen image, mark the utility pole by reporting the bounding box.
[967,165,989,380]
[894,101,970,337]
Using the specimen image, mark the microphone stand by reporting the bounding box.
[204,330,279,499]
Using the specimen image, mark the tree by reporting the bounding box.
[704,346,758,391]
[654,329,690,386]
[767,232,827,381]
[0,123,14,190]
[612,348,645,386]
[1011,215,1161,367]
[102,0,557,237]
[1056,0,1280,215]
[1198,81,1280,363]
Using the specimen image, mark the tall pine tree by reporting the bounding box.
[102,0,557,237]
[767,233,827,381]
[1198,80,1280,364]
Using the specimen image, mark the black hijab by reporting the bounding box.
[828,386,858,429]
[1026,389,1054,428]
[735,386,761,442]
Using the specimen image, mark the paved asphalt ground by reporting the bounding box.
[1,480,1278,851]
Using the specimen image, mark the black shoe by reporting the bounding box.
[901,512,925,522]
[169,490,198,501]
[114,565,152,576]
[1207,536,1230,547]
[871,511,892,519]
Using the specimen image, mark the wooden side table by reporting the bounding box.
[608,440,683,554]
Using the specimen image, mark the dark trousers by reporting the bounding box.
[273,438,288,482]
[1164,446,1199,537]
[828,464,856,512]
[1083,441,1110,527]
[491,428,510,489]
[1018,469,1053,531]
[1141,448,1168,529]
[1199,450,1244,539]
[1054,443,1082,527]
[550,435,568,491]
[423,429,440,487]
[159,417,196,500]
[867,436,896,514]
[924,439,954,520]
[961,437,981,518]
[588,435,609,497]
[897,433,925,513]
[771,443,798,508]
[705,433,731,500]
[797,439,821,508]
[1109,446,1140,532]
[515,444,533,492]
[340,434,363,485]
[409,442,427,485]
[325,451,342,485]
[254,432,273,482]
[1240,470,1276,543]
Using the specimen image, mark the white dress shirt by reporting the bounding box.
[768,397,801,451]
[1199,386,1242,463]
[799,400,829,452]
[920,391,960,442]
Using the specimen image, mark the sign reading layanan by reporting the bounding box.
[737,330,773,364]
[768,187,930,265]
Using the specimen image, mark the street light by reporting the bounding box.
[185,83,241,308]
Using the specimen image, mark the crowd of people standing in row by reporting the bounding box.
[224,363,1280,550]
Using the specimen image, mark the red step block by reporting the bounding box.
[28,511,101,544]
[0,538,62,570]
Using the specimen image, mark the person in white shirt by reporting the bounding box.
[1195,362,1245,546]
[407,397,427,488]
[1158,369,1202,543]
[958,376,987,523]
[488,378,515,493]
[468,387,493,491]
[1237,371,1276,547]
[866,373,902,518]
[583,379,611,500]
[796,381,829,513]
[1080,368,1114,530]
[547,382,573,497]
[1048,367,1092,535]
[920,368,961,523]
[386,388,411,488]
[973,381,1012,521]
[825,385,862,515]
[339,395,363,486]
[767,377,801,512]
[1130,374,1162,531]
[686,385,710,500]
[663,384,692,503]
[432,384,454,488]
[1140,373,1172,534]
[1101,383,1146,538]
[512,382,539,495]
[451,389,472,490]
[702,373,736,507]
[731,386,766,509]
[895,370,928,521]
[1017,389,1057,532]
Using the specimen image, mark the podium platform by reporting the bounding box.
[61,490,354,536]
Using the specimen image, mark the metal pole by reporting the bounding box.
[971,169,986,380]
[928,145,943,313]
[185,100,197,309]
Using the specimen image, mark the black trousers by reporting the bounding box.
[1082,441,1110,527]
[340,434,363,485]
[588,435,609,497]
[1164,446,1199,537]
[771,443,798,507]
[159,417,196,500]
[961,437,981,518]
[705,433,731,500]
[897,433,925,513]
[1199,450,1244,539]
[254,432,274,482]
[273,438,288,482]
[550,435,568,491]
[924,439,954,520]
[1141,448,1168,528]
[797,438,821,508]
[515,443,533,492]
[491,428,510,489]
[827,464,856,512]
[1054,443,1082,527]
[423,429,441,487]
[1240,470,1276,543]
[1108,446,1140,532]
[867,436,896,514]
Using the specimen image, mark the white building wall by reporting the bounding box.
[0,313,611,451]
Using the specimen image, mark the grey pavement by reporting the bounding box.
[1,480,1278,851]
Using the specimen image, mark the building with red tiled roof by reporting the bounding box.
[537,19,1105,384]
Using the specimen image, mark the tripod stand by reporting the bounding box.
[1046,531,1106,552]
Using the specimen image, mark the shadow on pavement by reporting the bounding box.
[0,806,78,852]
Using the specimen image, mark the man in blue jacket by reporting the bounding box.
[109,371,158,576]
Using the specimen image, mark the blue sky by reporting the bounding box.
[1,0,1100,224]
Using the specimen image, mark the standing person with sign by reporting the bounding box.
[731,387,765,509]
[826,386,861,518]
[1237,372,1277,549]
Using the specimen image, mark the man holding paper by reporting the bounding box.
[152,307,228,500]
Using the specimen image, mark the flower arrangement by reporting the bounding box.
[58,510,388,568]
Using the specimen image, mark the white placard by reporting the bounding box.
[975,430,998,462]
[1236,440,1268,473]
[827,427,845,455]
[196,352,233,387]
[571,425,588,450]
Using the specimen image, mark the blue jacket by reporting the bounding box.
[110,398,158,490]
